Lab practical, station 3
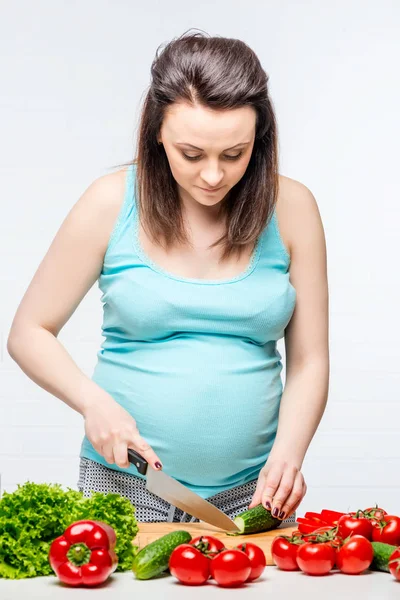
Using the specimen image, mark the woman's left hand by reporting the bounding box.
[248,457,307,521]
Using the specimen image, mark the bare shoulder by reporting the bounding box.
[82,167,128,217]
[275,174,323,259]
[76,167,129,250]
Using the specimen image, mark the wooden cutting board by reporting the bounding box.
[133,522,298,566]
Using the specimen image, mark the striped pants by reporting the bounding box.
[78,457,296,525]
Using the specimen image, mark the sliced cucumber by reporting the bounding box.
[132,530,192,580]
[371,541,397,573]
[228,503,282,535]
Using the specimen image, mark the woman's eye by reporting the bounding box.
[182,152,243,162]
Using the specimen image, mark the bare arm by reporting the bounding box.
[269,181,329,467]
[7,172,124,415]
[249,178,329,517]
[7,169,163,470]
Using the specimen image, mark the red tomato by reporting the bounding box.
[234,542,266,581]
[296,542,336,576]
[371,515,400,546]
[388,547,400,581]
[190,535,225,554]
[302,526,336,539]
[271,536,301,571]
[364,506,387,520]
[303,527,343,549]
[337,514,373,540]
[189,536,226,580]
[210,549,251,587]
[335,535,373,574]
[169,544,210,585]
[292,529,303,537]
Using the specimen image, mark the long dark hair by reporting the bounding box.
[114,29,279,262]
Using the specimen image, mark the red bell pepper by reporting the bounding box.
[49,520,118,587]
[320,510,347,525]
[297,522,324,534]
[297,509,348,534]
[303,512,327,523]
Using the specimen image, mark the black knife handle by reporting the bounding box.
[127,448,148,475]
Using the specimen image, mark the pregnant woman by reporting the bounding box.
[7,31,329,526]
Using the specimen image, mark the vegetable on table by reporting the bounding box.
[169,543,210,585]
[233,542,266,581]
[169,535,266,587]
[297,509,347,534]
[227,503,281,535]
[388,547,400,581]
[370,541,398,573]
[209,548,252,587]
[296,541,336,576]
[371,515,400,546]
[49,520,118,587]
[189,535,225,556]
[270,503,400,580]
[271,532,303,571]
[0,481,139,579]
[132,530,192,580]
[337,512,373,541]
[363,505,388,525]
[335,534,373,575]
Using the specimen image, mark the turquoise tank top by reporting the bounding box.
[80,163,296,499]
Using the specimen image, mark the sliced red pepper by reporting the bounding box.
[296,517,327,526]
[304,512,328,522]
[49,520,118,587]
[320,509,347,525]
[297,522,322,534]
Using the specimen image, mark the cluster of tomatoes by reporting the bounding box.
[272,505,400,579]
[168,535,266,587]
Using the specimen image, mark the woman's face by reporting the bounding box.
[158,101,256,214]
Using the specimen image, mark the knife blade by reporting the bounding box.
[127,449,241,532]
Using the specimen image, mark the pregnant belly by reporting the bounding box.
[93,336,283,487]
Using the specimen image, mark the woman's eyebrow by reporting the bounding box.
[175,141,251,151]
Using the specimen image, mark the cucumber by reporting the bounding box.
[371,542,397,573]
[132,530,192,580]
[228,503,282,535]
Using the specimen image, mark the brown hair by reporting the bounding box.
[114,29,279,262]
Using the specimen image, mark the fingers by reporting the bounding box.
[264,467,295,519]
[259,463,284,511]
[248,463,282,510]
[286,490,305,519]
[270,471,305,521]
[113,441,130,468]
[248,462,306,523]
[98,434,163,471]
[129,435,163,471]
[248,475,266,509]
[280,471,305,519]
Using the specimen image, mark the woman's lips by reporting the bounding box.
[198,186,224,192]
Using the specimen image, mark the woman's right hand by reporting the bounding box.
[83,394,163,471]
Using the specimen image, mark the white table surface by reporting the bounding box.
[0,566,398,599]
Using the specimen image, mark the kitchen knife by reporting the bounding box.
[127,449,241,532]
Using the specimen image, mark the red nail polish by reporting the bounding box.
[155,462,162,469]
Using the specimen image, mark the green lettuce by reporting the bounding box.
[0,481,139,579]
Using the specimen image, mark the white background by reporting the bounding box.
[1,0,399,516]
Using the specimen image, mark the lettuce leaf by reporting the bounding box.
[0,481,139,578]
